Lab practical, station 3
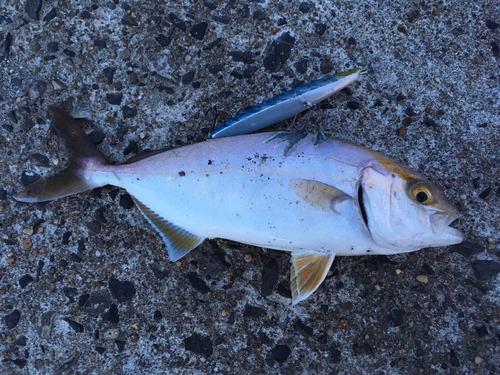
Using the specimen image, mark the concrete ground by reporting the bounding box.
[1,0,499,374]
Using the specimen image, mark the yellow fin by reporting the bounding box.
[290,252,335,305]
[289,179,351,213]
[133,198,204,261]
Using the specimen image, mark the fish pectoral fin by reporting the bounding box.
[290,251,335,305]
[133,198,204,262]
[290,179,351,213]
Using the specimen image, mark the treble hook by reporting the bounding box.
[293,101,316,132]
[205,105,221,139]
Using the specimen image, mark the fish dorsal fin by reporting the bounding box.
[263,130,308,156]
[133,198,204,261]
[290,251,335,305]
[290,179,351,213]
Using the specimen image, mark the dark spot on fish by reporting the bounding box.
[178,171,186,176]
[208,160,212,165]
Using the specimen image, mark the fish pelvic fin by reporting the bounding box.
[289,179,351,214]
[133,198,204,262]
[290,251,335,305]
[14,107,111,203]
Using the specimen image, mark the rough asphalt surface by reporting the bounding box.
[1,1,500,374]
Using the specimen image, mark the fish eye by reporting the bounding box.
[409,182,433,205]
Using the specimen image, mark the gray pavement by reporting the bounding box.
[1,1,499,374]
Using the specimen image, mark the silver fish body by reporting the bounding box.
[88,132,461,254]
[15,108,463,304]
[211,68,363,138]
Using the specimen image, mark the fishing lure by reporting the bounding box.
[211,68,364,138]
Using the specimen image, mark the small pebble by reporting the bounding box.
[130,332,139,343]
[299,2,310,13]
[416,275,428,283]
[244,254,252,262]
[190,22,208,40]
[35,359,44,370]
[129,72,139,85]
[103,328,120,340]
[395,269,403,275]
[475,356,482,364]
[347,101,360,110]
[397,126,407,136]
[122,48,131,60]
[485,20,500,30]
[338,318,349,329]
[221,310,229,317]
[185,55,192,63]
[23,227,34,236]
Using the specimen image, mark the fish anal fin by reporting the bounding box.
[290,252,335,305]
[290,179,351,213]
[133,198,204,261]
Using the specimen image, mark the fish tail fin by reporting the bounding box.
[14,106,111,203]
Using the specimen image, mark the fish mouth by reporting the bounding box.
[445,212,463,243]
[444,226,463,243]
[431,209,463,244]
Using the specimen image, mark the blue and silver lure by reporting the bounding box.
[211,68,364,138]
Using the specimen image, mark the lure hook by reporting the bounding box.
[205,106,226,139]
[293,101,316,132]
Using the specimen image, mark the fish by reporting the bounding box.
[210,68,364,138]
[14,107,463,304]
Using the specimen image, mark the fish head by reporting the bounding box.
[358,160,463,253]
